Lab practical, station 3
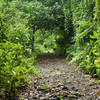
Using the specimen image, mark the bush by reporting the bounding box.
[0,41,35,97]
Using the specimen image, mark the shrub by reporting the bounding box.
[0,41,34,97]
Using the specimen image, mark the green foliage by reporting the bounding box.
[0,42,33,96]
[34,30,56,53]
[1,0,100,98]
[0,0,39,98]
[67,0,100,76]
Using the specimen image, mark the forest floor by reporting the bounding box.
[21,53,100,100]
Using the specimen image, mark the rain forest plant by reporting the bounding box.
[68,0,100,76]
[1,1,100,99]
[0,0,38,98]
[0,42,34,97]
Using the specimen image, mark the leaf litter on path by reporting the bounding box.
[20,54,100,100]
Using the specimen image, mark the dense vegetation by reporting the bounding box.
[0,0,100,98]
[69,0,100,76]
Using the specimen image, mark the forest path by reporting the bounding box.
[22,54,100,100]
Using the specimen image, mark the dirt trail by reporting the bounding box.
[22,54,100,100]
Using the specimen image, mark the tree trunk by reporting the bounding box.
[31,34,34,52]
